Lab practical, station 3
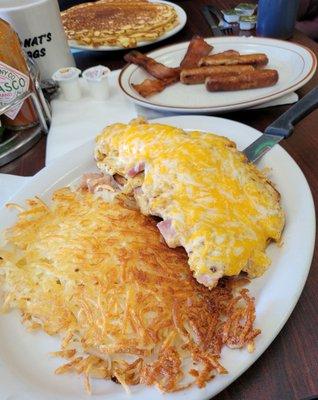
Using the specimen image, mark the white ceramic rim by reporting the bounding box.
[0,115,315,400]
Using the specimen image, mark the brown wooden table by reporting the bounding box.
[1,1,318,399]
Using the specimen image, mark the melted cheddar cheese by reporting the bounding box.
[95,119,285,287]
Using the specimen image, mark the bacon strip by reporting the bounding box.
[126,37,213,97]
[132,77,178,98]
[124,50,180,80]
[180,36,213,69]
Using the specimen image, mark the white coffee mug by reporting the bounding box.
[0,0,75,80]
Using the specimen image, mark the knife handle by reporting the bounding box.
[206,5,226,25]
[265,86,318,138]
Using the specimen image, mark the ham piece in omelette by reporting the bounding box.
[94,119,285,288]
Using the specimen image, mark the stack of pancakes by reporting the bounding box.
[61,0,179,48]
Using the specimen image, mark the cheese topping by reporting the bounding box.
[95,120,285,287]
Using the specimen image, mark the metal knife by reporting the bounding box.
[243,86,318,162]
[201,5,224,37]
[205,5,228,27]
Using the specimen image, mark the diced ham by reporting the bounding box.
[80,172,119,193]
[157,219,179,248]
[196,274,215,287]
[196,270,223,288]
[127,162,145,177]
[134,186,143,196]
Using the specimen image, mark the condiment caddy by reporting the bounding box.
[0,18,51,166]
[222,3,257,30]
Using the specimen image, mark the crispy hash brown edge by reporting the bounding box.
[0,188,260,393]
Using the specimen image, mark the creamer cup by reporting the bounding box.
[52,67,81,101]
[82,65,110,101]
[235,3,257,16]
[239,15,256,30]
[222,9,240,23]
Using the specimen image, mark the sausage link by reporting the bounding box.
[180,65,255,84]
[199,53,269,67]
[205,69,279,91]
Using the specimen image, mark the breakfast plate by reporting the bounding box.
[0,115,315,400]
[119,36,317,113]
[67,1,187,51]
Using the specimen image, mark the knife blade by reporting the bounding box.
[243,86,318,163]
[243,134,282,163]
[201,6,224,37]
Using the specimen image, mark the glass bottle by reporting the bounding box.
[0,18,38,130]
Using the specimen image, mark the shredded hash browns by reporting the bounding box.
[0,188,260,393]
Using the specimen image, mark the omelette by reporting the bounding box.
[94,119,285,288]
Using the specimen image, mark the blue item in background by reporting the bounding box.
[256,0,300,39]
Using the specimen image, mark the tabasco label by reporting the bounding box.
[0,61,30,120]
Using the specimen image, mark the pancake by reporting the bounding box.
[61,0,179,48]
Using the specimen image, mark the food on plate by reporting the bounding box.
[94,119,285,288]
[124,35,214,97]
[132,77,177,97]
[0,187,260,393]
[199,53,269,67]
[124,36,278,98]
[206,69,278,91]
[124,50,180,79]
[179,35,213,68]
[212,49,240,57]
[61,0,179,48]
[180,65,255,84]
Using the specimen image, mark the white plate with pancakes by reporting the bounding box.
[63,0,187,51]
[119,36,317,113]
[0,115,315,400]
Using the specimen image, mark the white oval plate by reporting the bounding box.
[119,37,317,113]
[68,0,187,52]
[0,115,315,400]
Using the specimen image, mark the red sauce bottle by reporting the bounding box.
[0,18,38,130]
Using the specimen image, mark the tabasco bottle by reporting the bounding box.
[0,18,38,130]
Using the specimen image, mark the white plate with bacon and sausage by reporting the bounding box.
[119,36,317,113]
